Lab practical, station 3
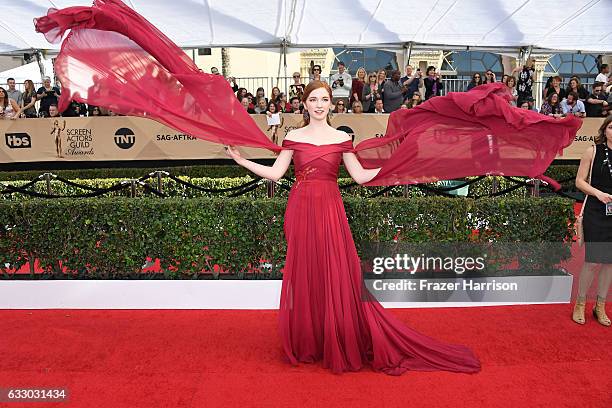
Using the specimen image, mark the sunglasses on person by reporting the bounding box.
[313,68,321,72]
[337,103,344,106]
[293,75,300,78]
[474,75,481,78]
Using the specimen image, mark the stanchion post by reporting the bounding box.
[267,180,275,198]
[156,171,163,194]
[491,177,499,194]
[44,173,52,195]
[130,179,137,198]
[530,179,540,197]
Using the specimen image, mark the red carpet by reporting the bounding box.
[1,305,610,407]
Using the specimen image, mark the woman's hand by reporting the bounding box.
[595,191,612,204]
[224,145,242,162]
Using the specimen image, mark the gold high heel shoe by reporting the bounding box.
[572,298,586,325]
[593,296,611,327]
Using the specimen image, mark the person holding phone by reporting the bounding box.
[400,65,423,99]
[362,72,381,112]
[423,66,443,100]
[329,61,352,107]
[36,76,61,117]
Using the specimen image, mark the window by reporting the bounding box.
[544,53,599,87]
[441,51,504,78]
[197,48,212,56]
[331,48,398,75]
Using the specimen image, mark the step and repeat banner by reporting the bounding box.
[0,114,603,164]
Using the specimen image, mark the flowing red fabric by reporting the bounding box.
[34,0,582,189]
[356,85,582,189]
[34,0,280,152]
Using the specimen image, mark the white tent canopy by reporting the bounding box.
[0,60,54,83]
[1,0,611,54]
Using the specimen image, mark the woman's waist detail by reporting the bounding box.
[294,166,338,182]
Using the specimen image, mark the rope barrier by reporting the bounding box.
[0,171,583,201]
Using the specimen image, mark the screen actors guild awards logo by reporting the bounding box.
[50,119,66,158]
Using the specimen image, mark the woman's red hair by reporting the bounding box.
[301,80,333,103]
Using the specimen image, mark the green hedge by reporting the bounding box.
[0,197,575,279]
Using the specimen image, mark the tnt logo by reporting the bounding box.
[114,128,136,149]
[336,126,355,142]
[5,133,32,148]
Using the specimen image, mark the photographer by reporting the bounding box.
[423,66,443,100]
[36,76,61,117]
[329,61,352,107]
[400,65,423,99]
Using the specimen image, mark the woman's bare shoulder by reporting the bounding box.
[283,128,305,142]
[332,129,352,143]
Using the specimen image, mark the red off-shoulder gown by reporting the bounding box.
[279,139,481,375]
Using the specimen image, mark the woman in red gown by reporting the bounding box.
[35,0,580,376]
[225,81,481,375]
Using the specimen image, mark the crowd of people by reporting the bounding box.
[234,63,444,116]
[1,62,610,120]
[0,75,118,120]
[234,60,611,119]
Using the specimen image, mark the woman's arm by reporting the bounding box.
[14,94,37,118]
[342,152,381,185]
[225,146,293,182]
[9,99,21,119]
[576,146,612,203]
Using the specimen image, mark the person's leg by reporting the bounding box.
[594,264,612,326]
[573,262,598,324]
[577,262,598,300]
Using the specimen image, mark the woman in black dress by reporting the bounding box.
[573,115,612,326]
[466,73,483,91]
[423,66,443,100]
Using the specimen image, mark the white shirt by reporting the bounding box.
[560,99,585,114]
[595,73,609,84]
[329,72,352,98]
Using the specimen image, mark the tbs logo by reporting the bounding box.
[114,128,136,149]
[5,133,32,148]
